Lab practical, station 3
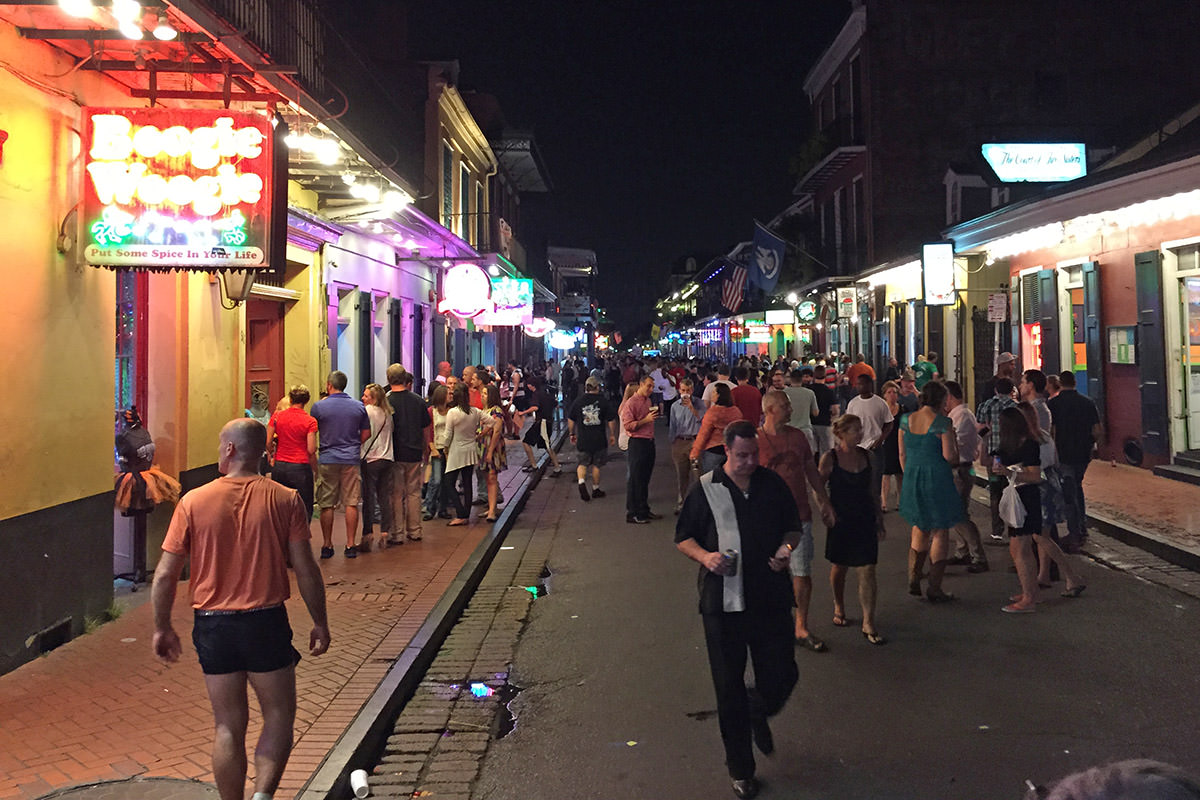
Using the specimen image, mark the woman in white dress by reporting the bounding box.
[442,383,497,526]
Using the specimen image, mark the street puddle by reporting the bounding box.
[494,683,524,739]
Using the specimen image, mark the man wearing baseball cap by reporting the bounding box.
[979,352,1017,413]
[568,376,618,501]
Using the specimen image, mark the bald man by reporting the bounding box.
[153,419,329,800]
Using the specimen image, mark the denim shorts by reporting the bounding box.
[192,605,300,675]
[788,520,815,577]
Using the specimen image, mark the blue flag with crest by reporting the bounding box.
[749,221,785,294]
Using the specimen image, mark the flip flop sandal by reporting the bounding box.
[796,634,828,652]
[1061,585,1087,598]
[862,631,888,645]
[832,613,852,627]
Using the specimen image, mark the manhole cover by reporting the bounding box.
[36,778,218,800]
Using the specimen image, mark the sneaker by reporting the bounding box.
[406,532,423,542]
[967,561,990,574]
[645,511,663,520]
[344,547,358,559]
[591,488,606,498]
[422,511,434,521]
[626,515,650,524]
[320,546,334,559]
[986,534,1008,546]
[521,465,535,473]
[387,535,405,546]
[549,468,562,478]
[578,483,591,502]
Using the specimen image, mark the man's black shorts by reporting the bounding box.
[192,605,301,675]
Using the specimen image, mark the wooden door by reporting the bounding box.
[246,299,285,414]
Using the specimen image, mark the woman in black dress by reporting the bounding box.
[820,414,888,644]
[994,407,1045,613]
[879,380,903,511]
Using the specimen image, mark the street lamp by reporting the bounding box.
[219,270,256,309]
[785,291,800,358]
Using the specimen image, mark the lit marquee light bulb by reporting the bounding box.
[58,0,95,17]
[111,0,141,21]
[119,20,143,40]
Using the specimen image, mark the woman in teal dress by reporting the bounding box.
[898,381,964,602]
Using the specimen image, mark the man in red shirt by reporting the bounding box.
[758,390,835,653]
[620,375,660,523]
[463,365,485,409]
[731,366,764,425]
[152,419,329,800]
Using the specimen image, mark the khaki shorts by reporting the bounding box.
[316,463,362,509]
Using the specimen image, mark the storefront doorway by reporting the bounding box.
[1182,277,1200,450]
[246,298,284,416]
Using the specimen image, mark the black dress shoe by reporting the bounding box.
[731,777,760,799]
[750,714,774,755]
[645,511,663,520]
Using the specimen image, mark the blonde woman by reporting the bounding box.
[360,383,394,552]
[442,383,498,526]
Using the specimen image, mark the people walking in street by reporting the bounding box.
[422,383,450,521]
[517,376,561,476]
[810,365,839,458]
[479,383,508,523]
[845,375,894,505]
[669,377,706,513]
[944,381,988,573]
[1047,370,1104,553]
[266,385,317,521]
[993,406,1046,613]
[692,383,745,475]
[387,365,432,543]
[310,370,370,559]
[758,390,835,653]
[845,353,875,387]
[820,414,887,643]
[701,363,735,406]
[1016,401,1088,600]
[731,366,763,425]
[978,377,1018,545]
[442,383,497,527]
[782,368,818,452]
[674,420,801,800]
[152,418,330,800]
[879,380,903,512]
[568,376,617,502]
[621,375,660,524]
[359,383,393,553]
[912,353,938,389]
[898,381,964,602]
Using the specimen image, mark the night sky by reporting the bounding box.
[372,1,852,336]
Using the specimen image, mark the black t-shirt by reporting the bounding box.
[569,393,615,452]
[389,389,431,463]
[528,387,554,422]
[897,391,920,414]
[674,466,800,615]
[1047,389,1100,464]
[998,438,1041,467]
[811,384,837,426]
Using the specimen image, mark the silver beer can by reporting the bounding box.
[723,549,739,574]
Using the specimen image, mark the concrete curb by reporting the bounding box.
[299,424,568,800]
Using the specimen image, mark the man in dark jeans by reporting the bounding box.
[1047,370,1104,553]
[620,375,660,524]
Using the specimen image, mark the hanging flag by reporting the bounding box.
[748,221,785,293]
[722,264,748,313]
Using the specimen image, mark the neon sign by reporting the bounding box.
[981,143,1087,183]
[477,277,533,325]
[438,263,493,319]
[82,108,273,269]
[548,329,583,350]
[523,317,556,338]
[797,300,817,321]
[922,241,956,306]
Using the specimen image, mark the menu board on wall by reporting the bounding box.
[1107,326,1137,365]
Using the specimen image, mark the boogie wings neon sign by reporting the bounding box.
[82,108,274,269]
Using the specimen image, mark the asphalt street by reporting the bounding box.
[473,425,1200,800]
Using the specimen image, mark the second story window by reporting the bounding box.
[442,142,453,229]
[460,163,470,241]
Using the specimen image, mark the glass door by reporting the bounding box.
[1184,278,1200,449]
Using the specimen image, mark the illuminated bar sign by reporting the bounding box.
[797,300,817,321]
[745,323,771,343]
[922,241,956,306]
[478,276,533,325]
[82,108,274,269]
[438,262,493,319]
[981,143,1087,183]
[695,328,723,344]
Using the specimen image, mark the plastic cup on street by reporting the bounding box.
[350,768,370,798]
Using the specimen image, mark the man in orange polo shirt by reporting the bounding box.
[844,353,875,387]
[152,419,329,800]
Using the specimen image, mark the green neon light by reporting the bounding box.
[90,206,135,246]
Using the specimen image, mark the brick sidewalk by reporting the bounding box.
[0,441,548,800]
[1082,461,1200,553]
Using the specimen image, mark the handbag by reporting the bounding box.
[999,475,1026,529]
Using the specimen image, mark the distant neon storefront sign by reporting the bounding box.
[82,108,273,269]
[981,143,1087,183]
[477,276,533,325]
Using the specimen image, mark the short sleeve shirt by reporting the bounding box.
[811,384,837,426]
[310,393,370,465]
[389,389,432,463]
[569,393,616,452]
[162,476,310,611]
[732,384,764,425]
[270,406,318,465]
[757,425,814,520]
[1047,390,1100,464]
[674,466,800,615]
[845,394,894,448]
[783,385,817,431]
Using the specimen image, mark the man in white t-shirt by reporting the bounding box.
[701,364,735,407]
[844,374,893,501]
[650,359,679,419]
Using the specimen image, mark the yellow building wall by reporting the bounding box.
[0,26,132,519]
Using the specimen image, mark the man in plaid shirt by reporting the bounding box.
[976,377,1017,544]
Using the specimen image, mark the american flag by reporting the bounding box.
[721,264,747,313]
